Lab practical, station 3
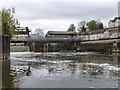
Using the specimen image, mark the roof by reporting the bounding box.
[109,17,120,22]
[46,31,77,36]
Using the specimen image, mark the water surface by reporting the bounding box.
[2,52,120,88]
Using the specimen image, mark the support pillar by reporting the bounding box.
[44,43,48,52]
[112,41,119,52]
[74,42,76,50]
[76,42,80,51]
[0,35,10,59]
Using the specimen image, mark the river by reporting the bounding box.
[1,51,120,88]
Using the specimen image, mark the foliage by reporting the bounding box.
[87,20,104,31]
[98,23,103,29]
[1,7,20,38]
[67,24,76,32]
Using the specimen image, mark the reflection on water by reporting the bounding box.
[0,59,14,89]
[1,52,120,88]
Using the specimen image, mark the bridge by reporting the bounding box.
[10,36,120,44]
[10,37,81,43]
[10,36,120,52]
[10,28,120,52]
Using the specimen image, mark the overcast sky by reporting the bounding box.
[0,0,119,34]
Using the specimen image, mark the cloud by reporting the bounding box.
[0,1,119,33]
[13,2,117,20]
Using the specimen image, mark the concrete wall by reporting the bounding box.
[79,40,120,52]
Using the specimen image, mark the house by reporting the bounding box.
[115,18,120,27]
[108,17,120,28]
[108,20,115,28]
[103,27,120,38]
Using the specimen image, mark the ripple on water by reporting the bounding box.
[9,52,119,88]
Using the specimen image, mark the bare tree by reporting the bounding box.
[35,28,45,37]
[77,21,86,34]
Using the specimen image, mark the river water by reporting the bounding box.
[2,51,120,88]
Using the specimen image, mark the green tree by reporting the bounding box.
[87,20,103,31]
[1,7,20,38]
[98,23,103,29]
[67,24,76,32]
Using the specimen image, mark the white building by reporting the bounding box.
[103,28,120,38]
[115,18,120,27]
[108,20,115,28]
[108,17,120,28]
[88,30,105,40]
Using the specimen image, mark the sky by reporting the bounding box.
[0,0,119,34]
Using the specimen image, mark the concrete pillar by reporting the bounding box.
[76,42,80,51]
[46,43,48,52]
[43,43,45,52]
[30,42,36,52]
[44,43,48,52]
[0,35,10,59]
[0,11,2,89]
[113,41,119,52]
[74,42,76,50]
[31,42,35,52]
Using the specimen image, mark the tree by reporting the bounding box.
[35,28,45,37]
[1,7,20,38]
[77,21,86,34]
[98,23,103,29]
[67,24,76,32]
[87,20,104,31]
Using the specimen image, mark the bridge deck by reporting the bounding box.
[10,37,120,44]
[11,37,81,43]
[81,38,120,44]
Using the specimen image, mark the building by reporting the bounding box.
[88,29,105,40]
[108,17,120,28]
[103,27,120,39]
[108,20,115,28]
[115,18,120,27]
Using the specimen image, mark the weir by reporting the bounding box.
[10,34,120,52]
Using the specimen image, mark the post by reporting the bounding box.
[44,43,48,52]
[76,42,80,51]
[0,35,10,59]
[74,42,76,50]
[0,10,2,89]
[0,10,10,59]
